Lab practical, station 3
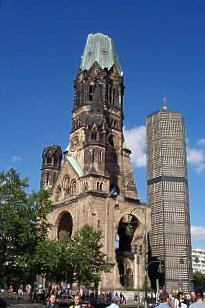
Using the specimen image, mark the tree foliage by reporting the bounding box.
[65,224,111,288]
[29,239,73,283]
[0,168,53,286]
[0,169,111,289]
[29,225,111,288]
[193,271,205,290]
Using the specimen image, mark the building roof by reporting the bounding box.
[80,33,122,75]
[67,155,84,177]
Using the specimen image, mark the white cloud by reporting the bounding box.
[187,147,205,173]
[12,156,22,163]
[187,148,204,164]
[123,127,205,174]
[191,225,205,242]
[197,139,205,146]
[124,125,146,168]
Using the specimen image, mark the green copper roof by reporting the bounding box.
[67,155,83,177]
[80,33,122,75]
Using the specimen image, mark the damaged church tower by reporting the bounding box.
[41,33,150,290]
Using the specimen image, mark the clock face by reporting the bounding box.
[70,135,79,152]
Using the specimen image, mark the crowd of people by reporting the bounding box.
[157,290,205,308]
[3,284,205,308]
[5,284,127,308]
[45,289,126,308]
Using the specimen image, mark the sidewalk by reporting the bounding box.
[9,304,44,308]
[1,298,44,308]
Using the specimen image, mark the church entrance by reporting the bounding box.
[116,214,139,287]
[57,212,73,240]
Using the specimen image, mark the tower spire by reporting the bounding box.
[162,97,168,110]
[80,33,122,75]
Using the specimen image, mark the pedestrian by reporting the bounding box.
[120,292,123,304]
[40,289,46,304]
[32,290,38,303]
[112,293,120,304]
[174,292,187,308]
[189,292,197,306]
[134,293,138,302]
[17,287,23,302]
[158,292,171,308]
[69,295,83,308]
[46,293,57,308]
[120,292,126,304]
[189,291,205,308]
[106,296,120,308]
[26,284,32,300]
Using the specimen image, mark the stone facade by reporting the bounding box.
[41,33,150,290]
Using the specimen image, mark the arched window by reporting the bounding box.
[47,156,52,165]
[91,130,97,140]
[109,86,112,103]
[97,181,103,191]
[55,186,62,202]
[84,182,88,191]
[70,180,77,196]
[112,88,116,104]
[64,176,70,197]
[98,220,100,228]
[89,84,94,101]
[45,172,49,185]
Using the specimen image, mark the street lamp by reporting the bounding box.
[144,260,164,308]
[134,243,143,308]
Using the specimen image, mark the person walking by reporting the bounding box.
[69,295,83,308]
[189,291,205,308]
[46,293,57,308]
[17,287,23,302]
[189,292,197,306]
[158,292,171,308]
[106,296,120,308]
[174,292,187,308]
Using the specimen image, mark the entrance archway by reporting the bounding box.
[58,212,73,240]
[116,214,139,286]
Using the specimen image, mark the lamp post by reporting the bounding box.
[134,244,142,308]
[144,260,163,308]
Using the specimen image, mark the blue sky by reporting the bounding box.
[1,0,205,248]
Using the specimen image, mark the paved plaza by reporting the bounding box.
[0,297,44,308]
[9,304,44,308]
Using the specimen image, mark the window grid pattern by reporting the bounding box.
[146,109,192,293]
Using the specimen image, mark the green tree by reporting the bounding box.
[65,224,111,288]
[29,239,74,283]
[0,168,53,287]
[29,225,111,288]
[193,271,205,290]
[0,169,111,289]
